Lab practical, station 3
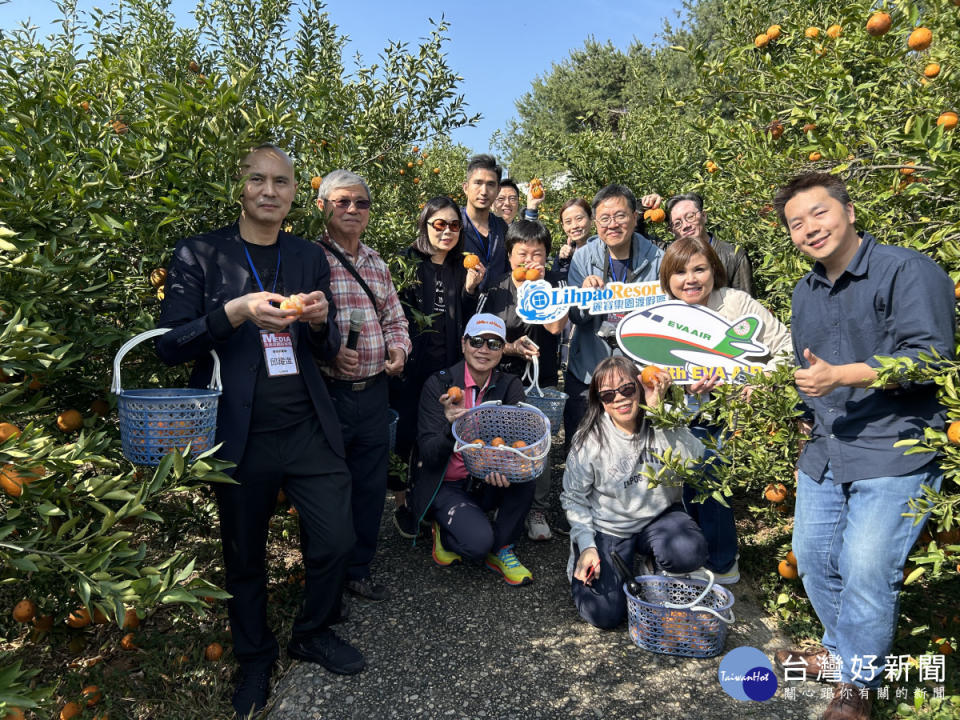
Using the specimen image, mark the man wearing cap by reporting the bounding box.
[408,313,536,586]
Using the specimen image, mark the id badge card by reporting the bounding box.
[261,331,300,377]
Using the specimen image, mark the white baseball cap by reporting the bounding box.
[463,313,506,340]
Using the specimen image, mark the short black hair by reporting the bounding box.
[774,172,852,227]
[592,184,637,213]
[499,178,520,196]
[665,192,704,223]
[505,219,551,256]
[465,154,502,183]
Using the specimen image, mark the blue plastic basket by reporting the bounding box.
[452,401,551,482]
[625,573,735,658]
[112,328,221,466]
[521,358,567,433]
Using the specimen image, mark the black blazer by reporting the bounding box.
[155,223,345,469]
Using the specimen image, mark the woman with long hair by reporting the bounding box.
[389,197,485,535]
[660,236,792,583]
[561,356,707,629]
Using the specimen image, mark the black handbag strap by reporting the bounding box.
[320,239,380,312]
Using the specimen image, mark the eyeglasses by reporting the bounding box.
[429,219,462,232]
[598,382,638,404]
[328,197,371,210]
[596,212,632,228]
[497,196,519,206]
[670,211,702,230]
[466,336,505,351]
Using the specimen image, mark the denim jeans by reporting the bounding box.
[793,463,942,688]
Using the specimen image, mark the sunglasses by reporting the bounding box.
[328,198,371,210]
[598,382,638,404]
[429,219,462,232]
[466,336,504,351]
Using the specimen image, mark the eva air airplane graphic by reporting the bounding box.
[616,302,770,382]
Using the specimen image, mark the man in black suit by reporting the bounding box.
[156,144,364,719]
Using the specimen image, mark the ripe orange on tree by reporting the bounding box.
[120,632,137,650]
[865,12,891,37]
[60,702,82,720]
[463,253,480,270]
[310,175,323,190]
[924,63,940,78]
[778,559,799,579]
[640,365,662,388]
[764,483,788,503]
[12,599,36,623]
[947,421,960,444]
[900,161,916,175]
[205,641,224,661]
[433,167,440,174]
[805,27,820,38]
[0,422,20,442]
[809,151,822,161]
[34,614,54,631]
[826,24,842,39]
[446,386,463,403]
[82,685,102,707]
[57,409,83,432]
[786,550,797,566]
[908,27,932,52]
[1,464,42,498]
[188,60,200,73]
[766,25,781,41]
[67,607,92,628]
[413,177,420,184]
[4,708,24,720]
[768,120,784,139]
[937,112,958,131]
[802,122,817,133]
[754,33,770,48]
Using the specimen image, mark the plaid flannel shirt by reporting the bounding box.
[318,234,412,381]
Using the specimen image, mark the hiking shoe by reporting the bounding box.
[525,509,552,541]
[345,576,388,602]
[287,629,365,675]
[485,545,533,586]
[432,522,461,566]
[232,666,271,718]
[393,504,419,539]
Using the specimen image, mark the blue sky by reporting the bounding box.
[0,0,686,161]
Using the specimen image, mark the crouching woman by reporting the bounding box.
[561,356,708,629]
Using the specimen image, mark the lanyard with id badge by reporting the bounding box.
[244,244,299,377]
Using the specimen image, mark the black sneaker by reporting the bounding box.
[232,666,271,719]
[553,514,571,535]
[345,576,389,602]
[288,629,366,675]
[393,504,419,539]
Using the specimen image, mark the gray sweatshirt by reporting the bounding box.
[561,413,704,553]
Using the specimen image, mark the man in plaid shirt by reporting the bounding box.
[315,170,412,602]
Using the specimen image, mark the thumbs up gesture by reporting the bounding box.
[794,348,839,397]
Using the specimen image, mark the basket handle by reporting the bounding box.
[111,328,222,395]
[663,568,736,624]
[522,357,544,397]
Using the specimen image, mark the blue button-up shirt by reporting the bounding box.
[791,232,954,483]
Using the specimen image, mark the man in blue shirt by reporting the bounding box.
[461,154,509,290]
[772,173,954,720]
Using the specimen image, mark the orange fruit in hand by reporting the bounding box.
[531,184,544,199]
[865,12,891,37]
[279,295,304,316]
[786,550,797,566]
[511,440,527,448]
[908,27,932,52]
[764,483,789,503]
[947,421,960,444]
[57,409,83,432]
[512,266,528,282]
[12,599,36,623]
[204,642,224,661]
[0,422,20,442]
[640,365,662,388]
[463,254,480,269]
[524,267,542,281]
[778,559,799,579]
[446,386,463,403]
[491,437,506,447]
[643,207,666,223]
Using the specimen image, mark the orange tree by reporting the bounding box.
[517,0,960,701]
[0,0,475,714]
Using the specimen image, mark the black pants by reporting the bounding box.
[215,416,353,671]
[326,375,390,582]
[563,371,590,450]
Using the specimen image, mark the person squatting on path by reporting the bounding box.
[156,145,363,719]
[773,172,955,720]
[409,313,537,586]
[562,356,708,629]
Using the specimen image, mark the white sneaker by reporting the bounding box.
[525,510,552,541]
[712,558,740,585]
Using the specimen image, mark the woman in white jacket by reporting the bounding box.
[561,356,708,629]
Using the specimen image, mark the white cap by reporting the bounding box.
[463,313,506,340]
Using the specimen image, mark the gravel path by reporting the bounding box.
[264,488,831,720]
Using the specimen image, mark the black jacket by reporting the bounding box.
[409,362,525,525]
[155,223,345,469]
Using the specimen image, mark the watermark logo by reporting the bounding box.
[718,646,778,702]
